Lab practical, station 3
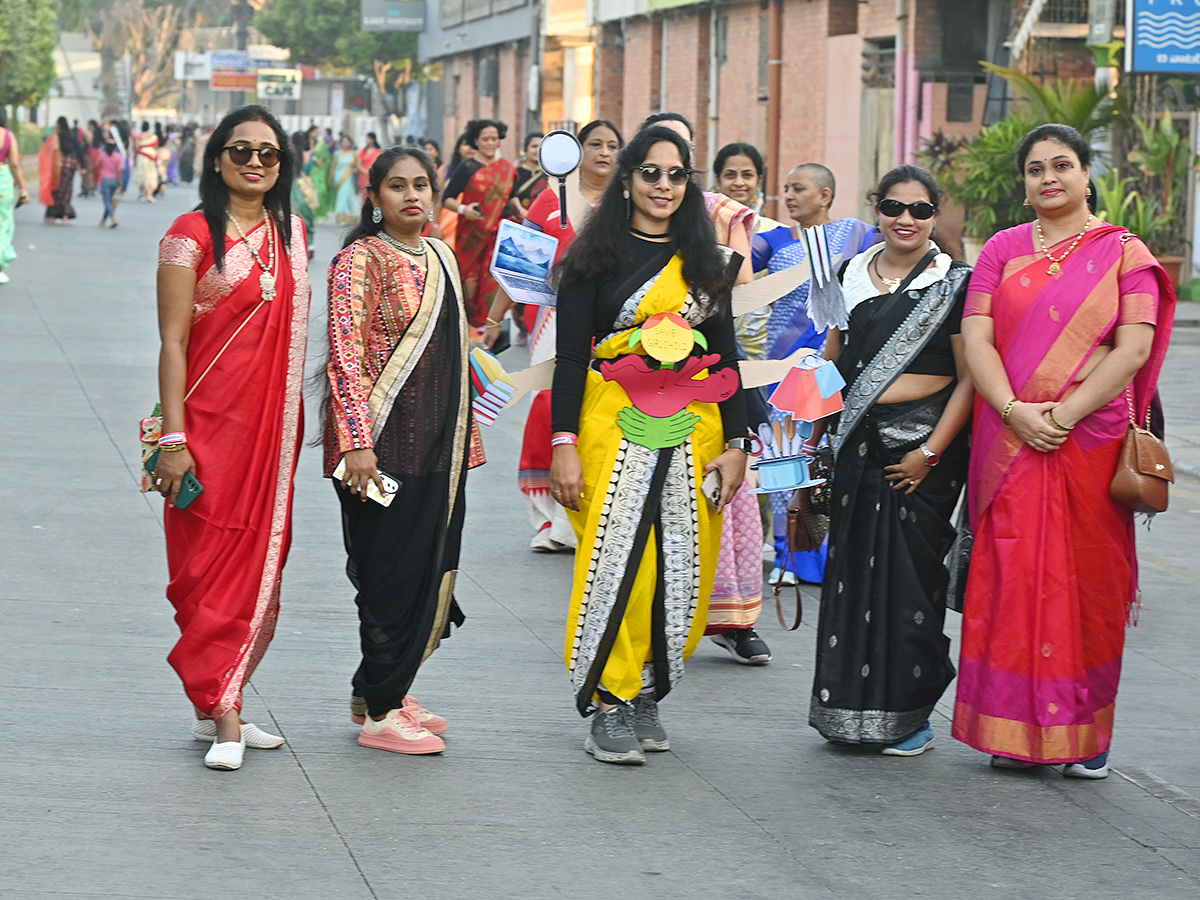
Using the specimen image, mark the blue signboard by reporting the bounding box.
[1127,0,1200,74]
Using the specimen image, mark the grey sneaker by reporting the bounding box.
[631,694,670,751]
[584,706,645,764]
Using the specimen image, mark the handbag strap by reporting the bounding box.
[773,514,803,631]
[1125,387,1151,431]
[183,299,267,401]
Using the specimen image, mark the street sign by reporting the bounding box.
[360,0,425,32]
[211,49,252,70]
[257,68,302,100]
[1126,0,1200,74]
[212,69,258,92]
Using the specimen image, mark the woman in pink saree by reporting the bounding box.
[954,125,1175,778]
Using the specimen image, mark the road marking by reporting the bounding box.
[1140,549,1200,587]
[1115,766,1200,822]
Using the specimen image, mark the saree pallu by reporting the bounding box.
[457,159,517,327]
[810,388,966,742]
[953,224,1175,763]
[565,257,728,715]
[161,215,310,719]
[37,137,60,208]
[0,166,17,270]
[333,152,360,224]
[311,141,333,220]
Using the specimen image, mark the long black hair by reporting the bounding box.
[341,146,440,249]
[464,118,507,148]
[558,125,730,307]
[198,104,294,271]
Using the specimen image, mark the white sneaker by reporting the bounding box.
[0,271,9,284]
[768,567,797,586]
[530,523,563,552]
[203,728,247,770]
[191,719,284,749]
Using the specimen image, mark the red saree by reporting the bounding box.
[157,212,311,719]
[455,158,517,328]
[952,223,1174,763]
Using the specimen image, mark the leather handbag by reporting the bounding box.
[1111,391,1173,514]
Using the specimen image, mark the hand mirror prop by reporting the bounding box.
[537,130,583,230]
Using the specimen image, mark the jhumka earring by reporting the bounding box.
[1086,185,1093,197]
[371,206,383,224]
[428,208,435,222]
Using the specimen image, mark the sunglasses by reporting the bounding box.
[877,198,937,220]
[634,165,696,186]
[223,144,281,167]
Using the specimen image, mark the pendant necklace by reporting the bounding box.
[1036,214,1093,276]
[872,253,902,290]
[227,211,276,301]
[377,231,427,256]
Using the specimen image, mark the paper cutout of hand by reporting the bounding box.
[616,407,702,450]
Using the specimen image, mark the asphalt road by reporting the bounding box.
[2,188,1200,899]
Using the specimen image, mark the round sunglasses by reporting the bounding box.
[223,144,281,168]
[634,165,696,186]
[877,198,937,220]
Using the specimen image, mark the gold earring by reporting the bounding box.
[1086,186,1093,197]
[1023,197,1032,208]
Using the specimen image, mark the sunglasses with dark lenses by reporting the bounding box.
[634,165,695,186]
[223,144,281,167]
[877,198,937,219]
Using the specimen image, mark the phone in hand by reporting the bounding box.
[702,469,723,509]
[143,448,205,509]
[332,458,401,506]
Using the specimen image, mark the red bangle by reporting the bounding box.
[551,434,578,447]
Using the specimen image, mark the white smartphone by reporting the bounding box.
[332,458,400,507]
[702,469,723,509]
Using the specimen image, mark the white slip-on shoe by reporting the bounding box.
[204,728,247,770]
[191,720,284,749]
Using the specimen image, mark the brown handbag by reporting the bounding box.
[1111,391,1173,514]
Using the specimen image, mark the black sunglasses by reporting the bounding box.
[634,165,695,186]
[223,144,281,167]
[878,198,937,220]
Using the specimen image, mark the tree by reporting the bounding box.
[0,0,60,110]
[255,0,420,135]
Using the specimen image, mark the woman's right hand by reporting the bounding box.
[482,322,502,349]
[155,447,196,507]
[340,448,384,501]
[462,202,483,221]
[549,443,584,511]
[1007,400,1069,453]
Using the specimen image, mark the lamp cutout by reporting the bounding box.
[767,356,845,423]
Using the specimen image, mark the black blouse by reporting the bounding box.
[551,232,748,440]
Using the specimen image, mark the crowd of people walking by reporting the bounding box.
[143,104,1173,778]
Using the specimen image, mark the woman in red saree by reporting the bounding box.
[441,119,518,331]
[955,125,1174,778]
[154,105,309,771]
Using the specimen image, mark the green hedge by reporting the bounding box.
[15,123,44,157]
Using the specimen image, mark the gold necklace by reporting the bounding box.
[1036,214,1093,276]
[227,211,276,301]
[872,253,902,290]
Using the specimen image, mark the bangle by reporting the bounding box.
[160,432,186,446]
[485,317,503,328]
[551,434,578,447]
[1001,397,1018,425]
[1047,409,1074,432]
[159,442,188,452]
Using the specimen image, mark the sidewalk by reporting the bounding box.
[1,189,1199,899]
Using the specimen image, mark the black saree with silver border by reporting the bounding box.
[808,265,970,744]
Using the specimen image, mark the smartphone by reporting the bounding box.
[702,469,723,509]
[332,458,401,507]
[144,449,205,509]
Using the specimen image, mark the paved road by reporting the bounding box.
[2,189,1200,899]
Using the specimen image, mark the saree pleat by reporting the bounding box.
[456,159,517,327]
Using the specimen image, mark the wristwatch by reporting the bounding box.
[726,437,754,453]
[919,443,941,467]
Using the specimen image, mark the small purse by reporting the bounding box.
[1111,390,1173,514]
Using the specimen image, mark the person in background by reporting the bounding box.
[0,110,30,284]
[954,124,1175,779]
[153,104,309,771]
[752,163,876,587]
[179,124,197,183]
[97,138,124,228]
[324,146,483,755]
[39,117,80,223]
[307,124,333,222]
[509,132,547,222]
[358,132,382,197]
[291,130,317,259]
[422,139,441,169]
[809,165,973,755]
[134,121,159,202]
[435,132,474,248]
[333,135,360,225]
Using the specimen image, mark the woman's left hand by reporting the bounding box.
[884,449,928,495]
[703,449,746,513]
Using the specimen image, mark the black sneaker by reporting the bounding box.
[631,694,670,751]
[584,706,645,764]
[710,628,772,665]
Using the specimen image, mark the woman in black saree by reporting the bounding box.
[808,166,974,755]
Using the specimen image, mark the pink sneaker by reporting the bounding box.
[350,694,447,734]
[358,706,445,755]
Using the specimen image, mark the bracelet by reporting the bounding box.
[485,317,504,328]
[1001,397,1018,425]
[551,434,578,447]
[160,432,187,446]
[1047,409,1074,432]
[159,442,188,452]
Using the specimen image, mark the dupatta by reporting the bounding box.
[968,224,1175,527]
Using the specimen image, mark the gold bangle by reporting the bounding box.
[159,443,188,451]
[485,317,503,328]
[1047,409,1074,432]
[1001,397,1018,425]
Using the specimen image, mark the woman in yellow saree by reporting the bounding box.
[550,127,749,765]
